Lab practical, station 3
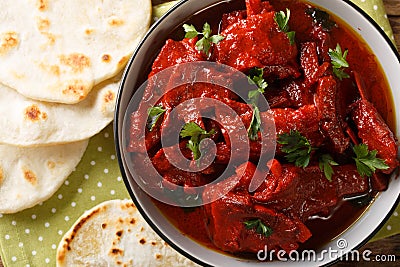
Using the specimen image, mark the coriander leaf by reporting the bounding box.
[248,67,268,94]
[319,154,339,181]
[183,24,199,39]
[246,67,268,140]
[274,9,296,45]
[353,144,389,177]
[329,44,350,80]
[248,105,261,141]
[147,105,166,131]
[182,22,224,56]
[180,122,215,160]
[277,130,314,168]
[244,219,273,238]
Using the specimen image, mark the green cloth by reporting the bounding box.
[0,0,398,266]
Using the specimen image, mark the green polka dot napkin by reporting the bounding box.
[0,1,398,266]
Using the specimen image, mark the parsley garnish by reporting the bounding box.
[244,219,273,238]
[180,122,215,161]
[183,23,225,56]
[328,43,350,80]
[277,130,313,168]
[319,154,339,181]
[147,105,166,131]
[247,68,268,140]
[353,144,389,177]
[274,9,296,45]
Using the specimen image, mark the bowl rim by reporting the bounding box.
[114,0,400,266]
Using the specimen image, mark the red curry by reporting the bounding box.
[128,0,398,258]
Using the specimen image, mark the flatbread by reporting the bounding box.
[56,199,199,267]
[0,139,88,213]
[0,0,151,104]
[0,73,120,147]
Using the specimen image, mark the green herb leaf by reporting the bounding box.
[180,122,215,160]
[328,44,350,80]
[183,24,199,39]
[319,154,339,181]
[277,130,314,168]
[244,219,273,238]
[182,22,224,56]
[147,105,166,131]
[274,9,296,45]
[246,67,268,140]
[353,144,389,177]
[247,67,268,94]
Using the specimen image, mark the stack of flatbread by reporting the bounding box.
[57,199,199,266]
[0,0,152,213]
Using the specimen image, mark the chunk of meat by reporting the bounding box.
[262,105,324,148]
[315,76,349,153]
[300,42,330,86]
[149,38,205,77]
[214,6,299,77]
[350,99,399,174]
[204,192,311,254]
[253,161,369,220]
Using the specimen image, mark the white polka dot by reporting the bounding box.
[77,188,83,193]
[51,244,57,250]
[51,208,57,213]
[18,242,23,248]
[373,5,378,11]
[71,202,76,207]
[394,211,398,217]
[38,236,43,242]
[25,229,30,234]
[65,216,70,221]
[64,180,69,186]
[0,213,3,218]
[45,258,50,264]
[387,225,392,231]
[11,256,16,262]
[11,220,17,226]
[5,234,10,240]
[91,196,96,201]
[111,155,116,160]
[90,160,96,166]
[104,168,109,174]
[38,202,43,206]
[26,265,30,267]
[110,190,115,195]
[391,35,395,40]
[117,176,122,182]
[45,222,50,228]
[104,132,110,138]
[381,26,385,31]
[97,146,103,152]
[32,250,37,256]
[58,194,63,200]
[361,0,365,2]
[58,230,63,235]
[384,14,388,19]
[97,182,102,188]
[31,214,37,220]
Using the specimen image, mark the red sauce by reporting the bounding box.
[143,0,397,258]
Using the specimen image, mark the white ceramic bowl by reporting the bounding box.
[115,0,400,266]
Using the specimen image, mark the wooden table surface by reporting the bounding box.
[0,0,399,266]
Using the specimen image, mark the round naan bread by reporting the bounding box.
[0,73,120,147]
[0,140,88,213]
[57,199,199,267]
[0,0,151,104]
